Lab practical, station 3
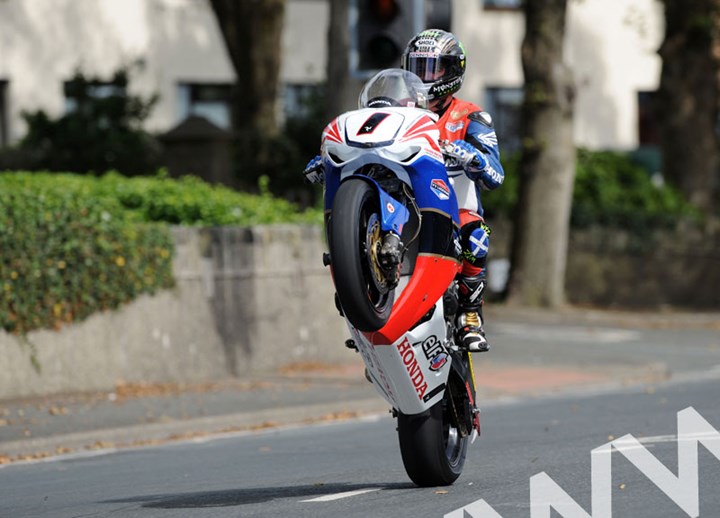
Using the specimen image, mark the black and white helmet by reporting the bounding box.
[401,29,466,100]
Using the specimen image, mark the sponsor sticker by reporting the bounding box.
[450,108,469,120]
[396,339,428,400]
[418,335,449,372]
[430,179,450,200]
[445,121,465,133]
[430,353,448,371]
[386,202,395,214]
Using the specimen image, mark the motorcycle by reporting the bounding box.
[319,69,482,487]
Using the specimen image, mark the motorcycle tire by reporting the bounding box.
[397,399,469,487]
[329,179,394,332]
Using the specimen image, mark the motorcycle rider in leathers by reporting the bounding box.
[304,29,504,353]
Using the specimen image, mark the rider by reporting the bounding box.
[304,29,504,353]
[402,29,504,352]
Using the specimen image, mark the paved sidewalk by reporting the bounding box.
[0,305,717,464]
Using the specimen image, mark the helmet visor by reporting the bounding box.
[403,54,462,83]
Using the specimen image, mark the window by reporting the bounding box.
[484,86,524,154]
[64,80,126,113]
[283,83,324,120]
[637,91,659,146]
[177,83,233,130]
[634,91,662,175]
[483,0,522,10]
[0,80,7,147]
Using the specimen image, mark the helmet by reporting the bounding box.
[401,29,466,101]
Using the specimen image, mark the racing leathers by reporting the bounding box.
[438,97,504,352]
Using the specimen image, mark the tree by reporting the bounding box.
[18,68,161,176]
[325,0,356,123]
[655,0,720,214]
[506,0,576,307]
[208,0,285,184]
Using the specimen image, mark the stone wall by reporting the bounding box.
[485,218,720,309]
[0,225,351,399]
[1,221,717,399]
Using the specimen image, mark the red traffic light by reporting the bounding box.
[369,0,399,23]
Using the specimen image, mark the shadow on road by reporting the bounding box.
[104,482,414,508]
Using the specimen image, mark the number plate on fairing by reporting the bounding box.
[344,109,405,146]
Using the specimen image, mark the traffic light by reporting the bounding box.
[353,0,419,74]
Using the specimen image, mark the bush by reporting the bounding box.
[482,149,697,230]
[234,86,328,208]
[15,68,162,176]
[0,174,174,335]
[0,171,322,335]
[572,149,697,230]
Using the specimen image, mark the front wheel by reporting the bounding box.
[329,179,394,331]
[397,399,469,487]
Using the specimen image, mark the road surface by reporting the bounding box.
[1,373,718,518]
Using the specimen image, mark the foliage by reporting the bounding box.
[0,171,322,335]
[571,149,698,229]
[15,68,162,176]
[0,173,174,335]
[235,85,328,208]
[483,149,698,230]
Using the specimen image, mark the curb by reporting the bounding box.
[0,398,391,462]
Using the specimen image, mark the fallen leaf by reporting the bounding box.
[86,441,115,450]
[55,446,74,455]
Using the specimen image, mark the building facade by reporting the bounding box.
[0,0,663,153]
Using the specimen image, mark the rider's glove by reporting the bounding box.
[449,140,488,179]
[303,155,324,185]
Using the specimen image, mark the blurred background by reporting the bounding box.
[0,0,719,397]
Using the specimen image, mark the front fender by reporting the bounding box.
[337,175,410,235]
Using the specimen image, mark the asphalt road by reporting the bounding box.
[1,374,718,518]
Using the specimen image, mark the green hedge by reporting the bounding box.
[0,171,322,335]
[483,149,698,230]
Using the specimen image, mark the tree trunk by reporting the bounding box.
[506,0,576,307]
[656,0,720,214]
[209,0,285,139]
[325,0,365,125]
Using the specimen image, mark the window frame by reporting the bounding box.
[176,82,234,130]
[484,85,524,154]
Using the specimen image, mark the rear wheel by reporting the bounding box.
[397,398,469,487]
[329,179,394,331]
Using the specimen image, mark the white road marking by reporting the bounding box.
[638,432,720,444]
[301,488,383,502]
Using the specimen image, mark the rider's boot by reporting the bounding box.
[456,273,489,353]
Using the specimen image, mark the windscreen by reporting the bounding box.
[358,69,430,110]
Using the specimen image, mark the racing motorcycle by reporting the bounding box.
[319,69,482,487]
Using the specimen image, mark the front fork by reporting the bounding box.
[351,175,411,289]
